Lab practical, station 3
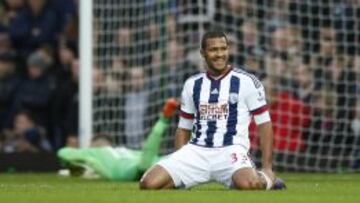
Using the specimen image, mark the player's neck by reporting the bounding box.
[206,65,231,80]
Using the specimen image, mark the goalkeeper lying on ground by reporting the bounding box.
[57,98,180,181]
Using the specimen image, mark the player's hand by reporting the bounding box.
[261,168,276,183]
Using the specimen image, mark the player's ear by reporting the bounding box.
[200,49,205,58]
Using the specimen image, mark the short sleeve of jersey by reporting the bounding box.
[180,79,196,115]
[244,77,268,112]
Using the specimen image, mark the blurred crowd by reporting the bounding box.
[0,0,78,152]
[0,0,359,170]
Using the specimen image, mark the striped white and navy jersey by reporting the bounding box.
[178,67,270,149]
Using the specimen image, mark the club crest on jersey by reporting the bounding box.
[229,93,238,104]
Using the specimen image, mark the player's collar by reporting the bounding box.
[206,65,232,81]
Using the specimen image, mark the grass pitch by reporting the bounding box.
[0,173,359,203]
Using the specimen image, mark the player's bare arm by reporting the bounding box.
[258,121,275,181]
[174,128,191,150]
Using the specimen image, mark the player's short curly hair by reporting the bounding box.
[201,31,228,50]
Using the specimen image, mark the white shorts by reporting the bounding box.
[157,144,255,189]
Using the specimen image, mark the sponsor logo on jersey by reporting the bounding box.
[199,102,229,120]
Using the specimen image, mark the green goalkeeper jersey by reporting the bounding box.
[57,116,168,181]
[58,146,161,181]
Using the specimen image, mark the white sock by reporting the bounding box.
[257,171,273,190]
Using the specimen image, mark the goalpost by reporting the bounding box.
[80,0,359,172]
[79,0,93,148]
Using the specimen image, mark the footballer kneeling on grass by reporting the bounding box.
[139,31,286,190]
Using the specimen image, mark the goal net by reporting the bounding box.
[86,0,359,172]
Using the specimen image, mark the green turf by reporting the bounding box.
[0,173,359,203]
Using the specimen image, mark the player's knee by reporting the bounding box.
[139,176,159,190]
[139,177,152,189]
[139,165,174,190]
[233,180,250,190]
[233,179,263,190]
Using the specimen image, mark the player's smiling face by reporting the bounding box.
[201,37,229,75]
